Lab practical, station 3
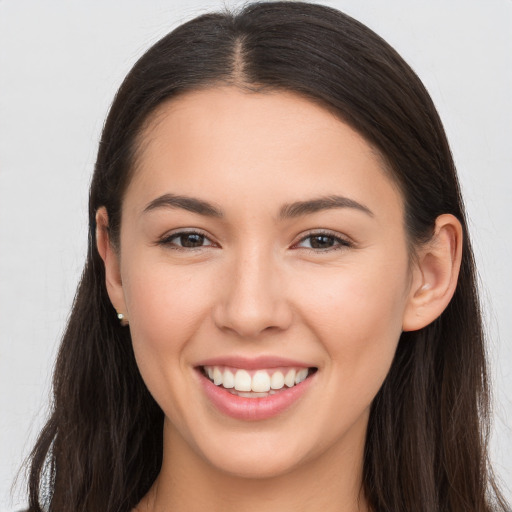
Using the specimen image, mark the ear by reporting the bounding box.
[96,207,128,324]
[402,214,463,332]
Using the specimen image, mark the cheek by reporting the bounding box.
[121,259,215,374]
[294,256,409,377]
[120,260,218,429]
[124,259,210,328]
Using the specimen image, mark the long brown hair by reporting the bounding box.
[26,2,509,511]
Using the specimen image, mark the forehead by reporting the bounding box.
[139,87,376,163]
[126,86,403,222]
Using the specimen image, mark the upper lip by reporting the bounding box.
[195,355,314,370]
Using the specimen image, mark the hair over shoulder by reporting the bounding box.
[25,2,509,511]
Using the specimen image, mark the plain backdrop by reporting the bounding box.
[0,0,511,509]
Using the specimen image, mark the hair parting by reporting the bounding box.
[24,3,509,511]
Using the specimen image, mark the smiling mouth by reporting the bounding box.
[200,365,318,398]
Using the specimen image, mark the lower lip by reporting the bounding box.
[198,369,315,421]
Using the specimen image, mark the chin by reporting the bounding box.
[189,427,315,481]
[207,450,306,480]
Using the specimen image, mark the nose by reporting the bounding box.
[213,248,293,339]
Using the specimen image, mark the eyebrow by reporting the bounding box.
[143,193,223,217]
[142,193,373,219]
[279,195,374,219]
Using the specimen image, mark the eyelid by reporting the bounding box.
[292,229,353,251]
[157,228,218,249]
[156,228,352,252]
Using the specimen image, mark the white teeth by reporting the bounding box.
[223,369,235,389]
[213,367,223,385]
[234,369,252,392]
[284,369,296,387]
[295,368,308,384]
[270,371,285,390]
[251,371,271,392]
[203,365,312,393]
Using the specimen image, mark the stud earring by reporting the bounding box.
[117,312,129,326]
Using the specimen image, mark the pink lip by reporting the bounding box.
[196,368,316,421]
[195,355,311,370]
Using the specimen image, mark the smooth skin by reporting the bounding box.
[96,87,462,512]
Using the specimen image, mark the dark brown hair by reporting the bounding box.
[25,2,509,511]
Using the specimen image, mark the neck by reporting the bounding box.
[138,418,369,512]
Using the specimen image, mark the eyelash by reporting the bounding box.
[157,230,215,250]
[157,229,353,253]
[293,230,353,252]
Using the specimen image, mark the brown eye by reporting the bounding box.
[309,235,336,249]
[296,232,352,251]
[179,233,205,247]
[159,231,214,249]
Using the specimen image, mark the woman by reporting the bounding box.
[24,2,509,511]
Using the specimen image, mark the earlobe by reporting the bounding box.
[95,207,128,323]
[402,214,463,332]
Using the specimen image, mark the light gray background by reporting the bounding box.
[1,1,510,509]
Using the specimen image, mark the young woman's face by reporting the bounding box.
[117,87,415,479]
